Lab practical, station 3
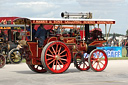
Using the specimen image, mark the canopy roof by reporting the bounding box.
[0,24,29,30]
[13,17,115,25]
[0,24,29,27]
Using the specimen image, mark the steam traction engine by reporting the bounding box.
[13,15,115,73]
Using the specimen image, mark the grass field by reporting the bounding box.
[108,57,128,60]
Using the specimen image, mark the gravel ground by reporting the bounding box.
[0,60,128,85]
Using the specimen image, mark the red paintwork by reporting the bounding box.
[27,42,43,58]
[91,28,102,32]
[89,40,106,47]
[27,37,58,65]
[27,36,88,65]
[63,38,76,44]
[47,37,57,43]
[0,17,19,35]
[27,42,37,55]
[0,17,19,24]
[32,20,115,25]
[80,28,102,40]
[34,25,53,30]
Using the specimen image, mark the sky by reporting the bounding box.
[0,0,128,35]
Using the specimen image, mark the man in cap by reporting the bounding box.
[35,24,47,47]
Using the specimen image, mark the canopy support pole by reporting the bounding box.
[30,23,32,41]
[107,24,112,40]
[83,25,84,45]
[105,24,107,41]
[98,24,99,29]
[24,19,27,40]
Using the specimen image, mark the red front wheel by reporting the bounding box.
[88,49,108,72]
[41,41,71,74]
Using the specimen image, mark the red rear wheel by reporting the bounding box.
[74,52,90,71]
[88,49,108,72]
[41,41,71,74]
[27,64,47,73]
[0,54,6,68]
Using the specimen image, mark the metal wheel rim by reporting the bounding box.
[74,53,90,71]
[89,49,108,72]
[9,49,22,64]
[42,41,71,73]
[0,55,6,68]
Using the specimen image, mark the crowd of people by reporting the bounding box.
[105,38,128,47]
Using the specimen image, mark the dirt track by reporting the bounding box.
[0,60,128,85]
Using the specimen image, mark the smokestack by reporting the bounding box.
[85,24,90,42]
[61,12,92,19]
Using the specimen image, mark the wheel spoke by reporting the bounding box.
[100,55,104,59]
[92,55,97,59]
[57,61,62,69]
[84,62,88,68]
[46,54,54,57]
[47,58,53,61]
[96,63,99,69]
[60,50,66,55]
[13,59,15,61]
[96,52,100,58]
[52,61,55,68]
[60,54,67,57]
[48,49,54,55]
[55,60,57,70]
[56,44,58,54]
[60,58,67,62]
[11,54,15,56]
[84,54,87,58]
[92,61,97,66]
[48,59,55,65]
[58,46,61,55]
[99,63,101,69]
[11,57,15,59]
[83,63,85,68]
[91,59,97,62]
[52,46,56,55]
[78,60,82,65]
[98,52,101,58]
[59,59,64,65]
[99,61,105,66]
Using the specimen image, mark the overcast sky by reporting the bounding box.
[0,0,128,34]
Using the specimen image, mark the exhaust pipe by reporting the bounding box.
[61,12,92,19]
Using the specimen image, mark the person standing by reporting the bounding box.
[35,24,47,47]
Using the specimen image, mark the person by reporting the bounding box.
[35,24,47,47]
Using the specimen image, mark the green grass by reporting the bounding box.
[108,57,128,60]
[21,59,26,63]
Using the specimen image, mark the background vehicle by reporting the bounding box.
[0,24,29,64]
